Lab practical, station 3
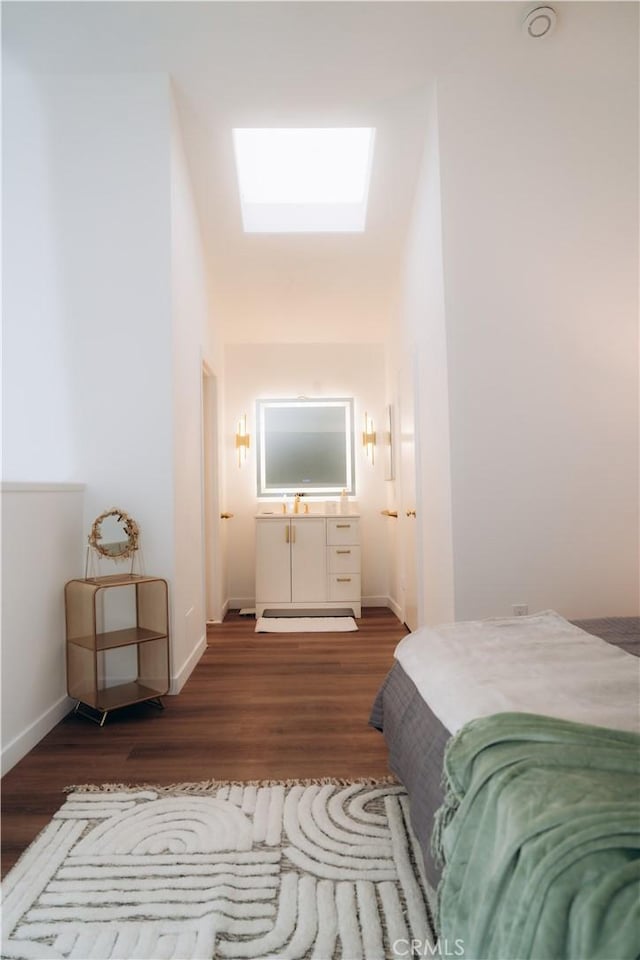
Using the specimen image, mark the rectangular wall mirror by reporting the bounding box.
[256,398,355,497]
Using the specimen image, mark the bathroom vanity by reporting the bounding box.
[255,511,361,617]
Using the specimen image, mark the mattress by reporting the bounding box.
[369,615,640,889]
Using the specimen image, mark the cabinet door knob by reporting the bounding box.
[336,550,351,555]
[285,526,290,543]
[337,577,352,583]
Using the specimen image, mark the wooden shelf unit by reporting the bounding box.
[65,574,170,725]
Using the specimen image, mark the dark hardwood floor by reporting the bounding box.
[1,608,407,878]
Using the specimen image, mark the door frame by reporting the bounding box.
[201,361,223,623]
[398,348,424,630]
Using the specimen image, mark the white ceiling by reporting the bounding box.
[3,2,512,343]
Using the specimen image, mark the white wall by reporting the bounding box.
[3,70,175,568]
[1,485,84,774]
[389,85,455,627]
[2,70,77,480]
[391,4,639,625]
[2,68,217,766]
[223,343,389,609]
[2,68,178,765]
[169,89,223,688]
[437,3,639,619]
[51,74,175,582]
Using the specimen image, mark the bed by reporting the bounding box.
[369,613,640,892]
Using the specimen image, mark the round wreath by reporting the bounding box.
[88,507,140,560]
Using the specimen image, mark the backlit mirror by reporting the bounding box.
[256,398,355,497]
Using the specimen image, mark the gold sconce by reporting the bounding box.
[362,411,376,465]
[235,413,250,467]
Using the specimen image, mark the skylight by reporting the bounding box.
[232,127,375,233]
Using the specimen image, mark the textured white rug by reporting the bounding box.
[2,779,435,960]
[255,617,358,633]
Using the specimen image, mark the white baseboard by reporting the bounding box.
[227,597,254,612]
[363,595,405,624]
[223,597,409,622]
[362,595,390,607]
[1,694,74,776]
[206,599,232,625]
[215,597,398,621]
[170,633,207,695]
[387,597,403,622]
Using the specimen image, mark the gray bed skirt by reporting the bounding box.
[369,615,640,889]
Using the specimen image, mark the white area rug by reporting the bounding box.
[255,617,358,633]
[2,779,435,959]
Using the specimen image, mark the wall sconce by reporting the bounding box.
[362,411,376,465]
[235,413,250,467]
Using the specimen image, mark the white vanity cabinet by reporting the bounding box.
[255,513,361,618]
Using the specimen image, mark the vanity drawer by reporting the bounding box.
[327,519,359,546]
[328,573,361,601]
[327,545,361,574]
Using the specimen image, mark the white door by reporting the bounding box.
[291,518,327,602]
[256,519,292,604]
[399,357,419,630]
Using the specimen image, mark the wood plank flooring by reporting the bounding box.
[1,608,407,878]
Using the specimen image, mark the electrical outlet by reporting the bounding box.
[512,604,529,617]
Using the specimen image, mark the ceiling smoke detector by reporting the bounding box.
[523,5,557,39]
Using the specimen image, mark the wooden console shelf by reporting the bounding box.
[65,574,170,725]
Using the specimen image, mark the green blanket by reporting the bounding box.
[433,713,640,960]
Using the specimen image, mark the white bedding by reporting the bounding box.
[394,610,640,735]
